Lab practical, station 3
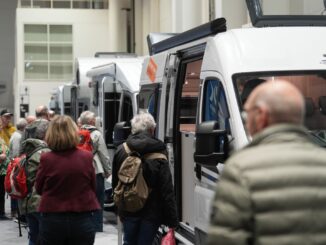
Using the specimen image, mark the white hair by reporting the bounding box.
[79,111,95,125]
[131,112,156,134]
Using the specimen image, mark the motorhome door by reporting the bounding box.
[165,45,205,244]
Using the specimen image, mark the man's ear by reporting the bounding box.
[149,128,155,136]
[258,106,270,130]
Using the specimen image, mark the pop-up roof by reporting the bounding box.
[246,0,326,27]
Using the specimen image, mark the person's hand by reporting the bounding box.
[104,172,111,179]
[0,153,6,162]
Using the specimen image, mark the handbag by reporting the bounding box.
[161,228,176,245]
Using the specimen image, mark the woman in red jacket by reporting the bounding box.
[35,115,100,245]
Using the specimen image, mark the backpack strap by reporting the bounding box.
[123,143,167,160]
[123,142,132,155]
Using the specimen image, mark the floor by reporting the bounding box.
[0,198,118,245]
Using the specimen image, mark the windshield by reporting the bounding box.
[235,72,326,146]
[261,0,326,15]
[246,0,326,27]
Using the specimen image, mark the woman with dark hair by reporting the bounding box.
[35,115,99,245]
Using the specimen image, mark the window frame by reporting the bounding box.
[23,23,73,81]
[202,78,231,132]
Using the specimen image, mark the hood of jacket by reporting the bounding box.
[125,132,166,155]
[22,138,47,155]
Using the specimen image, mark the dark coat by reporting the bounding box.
[112,132,178,228]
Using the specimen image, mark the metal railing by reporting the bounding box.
[18,0,108,9]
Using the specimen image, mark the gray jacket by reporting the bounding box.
[9,130,23,159]
[81,125,111,176]
[207,124,326,245]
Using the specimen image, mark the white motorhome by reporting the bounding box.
[137,0,326,244]
[72,57,124,122]
[86,57,144,154]
[52,83,73,115]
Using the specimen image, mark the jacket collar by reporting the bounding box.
[248,124,311,148]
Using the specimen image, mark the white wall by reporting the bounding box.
[0,0,17,113]
[15,8,111,119]
[108,0,130,52]
[134,0,143,55]
[215,0,248,29]
[175,0,204,32]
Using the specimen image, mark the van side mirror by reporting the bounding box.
[194,121,228,166]
[113,121,131,147]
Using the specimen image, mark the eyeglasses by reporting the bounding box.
[241,106,258,123]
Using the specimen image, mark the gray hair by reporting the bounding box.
[131,112,156,134]
[79,111,96,125]
[16,118,27,131]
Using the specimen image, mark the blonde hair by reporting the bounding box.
[45,115,79,151]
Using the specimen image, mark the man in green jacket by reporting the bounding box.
[21,120,50,245]
[207,80,326,245]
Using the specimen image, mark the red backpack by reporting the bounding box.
[4,155,28,199]
[5,145,46,199]
[77,129,94,153]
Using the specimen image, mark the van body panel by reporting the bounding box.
[202,27,326,76]
[138,16,326,244]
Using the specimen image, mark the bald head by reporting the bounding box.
[244,80,305,136]
[26,115,36,125]
[35,105,49,120]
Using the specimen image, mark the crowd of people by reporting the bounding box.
[0,79,325,245]
[0,105,178,245]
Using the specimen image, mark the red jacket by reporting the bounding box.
[35,148,100,213]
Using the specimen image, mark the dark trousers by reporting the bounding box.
[11,198,18,212]
[39,212,96,245]
[26,212,41,245]
[94,173,104,232]
[123,216,159,245]
[0,175,5,216]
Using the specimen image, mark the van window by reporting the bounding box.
[138,84,160,120]
[121,95,133,122]
[179,60,202,132]
[234,72,326,145]
[203,79,230,131]
[104,92,120,146]
[92,80,99,106]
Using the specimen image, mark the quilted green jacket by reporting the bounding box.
[207,124,326,245]
[20,138,50,215]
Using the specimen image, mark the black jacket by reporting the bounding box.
[112,132,178,228]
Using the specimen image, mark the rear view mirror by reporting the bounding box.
[113,121,131,147]
[194,121,228,166]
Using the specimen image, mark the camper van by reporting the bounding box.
[137,0,326,244]
[52,83,73,115]
[71,57,124,122]
[86,57,144,154]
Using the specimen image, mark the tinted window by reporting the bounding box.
[122,95,133,122]
[138,84,159,120]
[203,79,230,131]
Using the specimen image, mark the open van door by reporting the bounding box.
[99,76,121,154]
